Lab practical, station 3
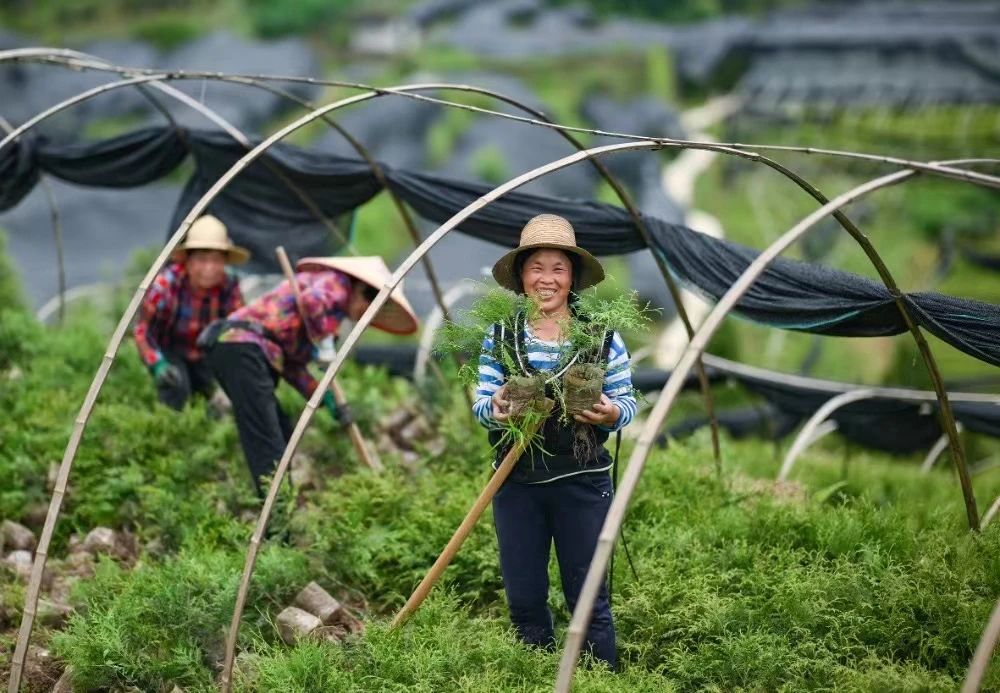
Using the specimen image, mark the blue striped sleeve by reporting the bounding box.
[600,331,635,432]
[473,327,504,428]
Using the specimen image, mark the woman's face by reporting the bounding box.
[519,248,572,315]
[347,281,372,321]
[186,250,227,290]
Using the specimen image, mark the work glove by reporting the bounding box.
[321,391,353,427]
[152,359,183,389]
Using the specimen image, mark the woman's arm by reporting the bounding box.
[473,329,508,428]
[598,331,636,431]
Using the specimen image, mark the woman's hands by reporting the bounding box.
[494,387,619,427]
[573,393,620,427]
[491,384,511,422]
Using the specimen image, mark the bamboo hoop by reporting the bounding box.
[391,402,554,628]
[963,597,1000,693]
[554,160,987,692]
[275,246,383,473]
[220,139,985,688]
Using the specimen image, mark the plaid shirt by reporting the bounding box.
[134,262,244,368]
[219,269,351,398]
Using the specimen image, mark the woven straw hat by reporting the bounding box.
[295,255,418,335]
[492,214,604,292]
[173,215,250,264]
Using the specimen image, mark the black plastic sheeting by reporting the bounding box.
[2,125,999,367]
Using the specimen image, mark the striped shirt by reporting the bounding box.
[473,323,637,433]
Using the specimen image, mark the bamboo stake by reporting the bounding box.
[963,597,1000,693]
[275,245,382,473]
[554,161,986,692]
[392,402,553,628]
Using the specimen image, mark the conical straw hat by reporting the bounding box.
[491,214,604,292]
[295,255,418,335]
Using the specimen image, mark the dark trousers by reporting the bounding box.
[207,342,293,497]
[492,472,617,669]
[157,350,215,411]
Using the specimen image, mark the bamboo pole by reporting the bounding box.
[275,245,382,473]
[391,402,553,628]
[963,597,1000,693]
[554,161,986,692]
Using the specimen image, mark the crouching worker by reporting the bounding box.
[202,256,418,497]
[134,215,248,410]
[474,215,637,671]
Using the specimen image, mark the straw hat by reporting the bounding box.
[296,256,418,335]
[492,214,604,292]
[173,215,250,264]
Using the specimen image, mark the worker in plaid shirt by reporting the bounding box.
[204,256,418,497]
[133,216,248,410]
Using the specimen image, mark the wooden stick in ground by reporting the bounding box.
[275,246,383,474]
[391,401,553,628]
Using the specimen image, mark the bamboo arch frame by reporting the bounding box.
[0,48,728,455]
[1,57,995,689]
[554,158,993,691]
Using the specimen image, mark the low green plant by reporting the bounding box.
[53,545,311,691]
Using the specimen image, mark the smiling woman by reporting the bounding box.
[469,213,642,671]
